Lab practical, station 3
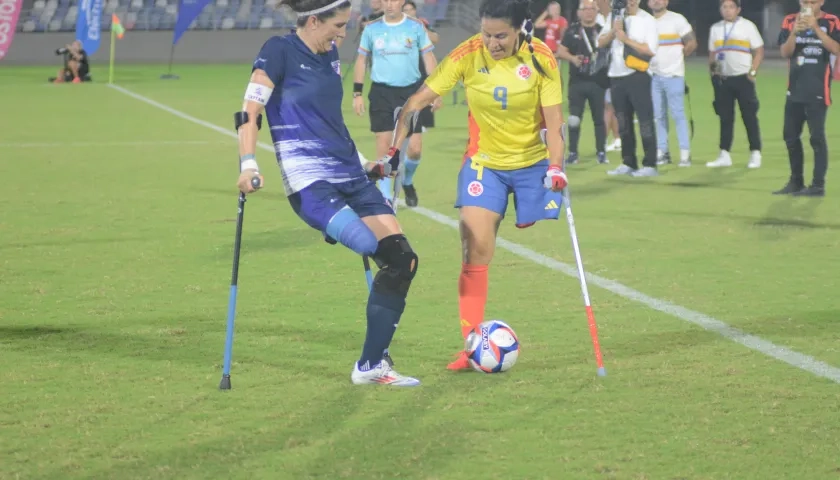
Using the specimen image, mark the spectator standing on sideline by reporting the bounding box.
[595,0,621,152]
[536,1,569,55]
[556,0,610,164]
[773,0,840,197]
[598,0,659,177]
[648,0,696,167]
[359,0,384,32]
[706,0,765,169]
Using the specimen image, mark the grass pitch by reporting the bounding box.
[1,62,839,479]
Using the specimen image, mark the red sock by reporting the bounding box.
[458,264,488,339]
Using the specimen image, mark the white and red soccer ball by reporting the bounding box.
[465,320,520,373]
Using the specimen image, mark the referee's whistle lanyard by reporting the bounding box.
[718,17,739,62]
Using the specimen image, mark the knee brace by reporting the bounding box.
[568,115,581,129]
[371,234,419,298]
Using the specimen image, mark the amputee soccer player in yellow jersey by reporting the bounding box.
[384,0,568,370]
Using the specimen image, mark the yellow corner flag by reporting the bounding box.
[109,14,125,84]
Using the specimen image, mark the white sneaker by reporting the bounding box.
[678,150,691,167]
[351,360,421,387]
[605,138,621,152]
[706,150,732,168]
[631,166,659,177]
[607,164,636,176]
[747,150,762,169]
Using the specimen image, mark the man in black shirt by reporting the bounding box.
[774,1,840,196]
[557,0,610,164]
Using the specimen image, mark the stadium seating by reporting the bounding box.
[16,0,450,33]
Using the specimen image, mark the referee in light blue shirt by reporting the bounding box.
[352,0,439,207]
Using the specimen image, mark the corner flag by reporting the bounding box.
[108,14,125,84]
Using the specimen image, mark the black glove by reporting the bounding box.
[365,147,401,180]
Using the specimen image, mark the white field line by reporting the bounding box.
[107,83,840,385]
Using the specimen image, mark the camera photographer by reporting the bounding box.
[598,0,659,177]
[54,40,89,84]
[557,0,610,164]
[706,0,764,169]
[773,0,840,197]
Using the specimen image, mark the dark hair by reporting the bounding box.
[478,0,546,76]
[282,0,352,27]
[719,0,740,6]
[404,0,417,9]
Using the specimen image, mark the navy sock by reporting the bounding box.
[357,291,405,371]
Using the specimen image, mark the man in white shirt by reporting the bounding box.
[595,0,621,151]
[598,0,659,177]
[706,0,765,169]
[648,0,696,167]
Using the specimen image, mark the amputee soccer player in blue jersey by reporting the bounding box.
[352,0,441,208]
[235,0,421,387]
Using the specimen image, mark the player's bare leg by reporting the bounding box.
[402,133,422,207]
[448,206,502,370]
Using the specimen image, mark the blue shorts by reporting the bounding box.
[455,159,563,228]
[289,177,393,233]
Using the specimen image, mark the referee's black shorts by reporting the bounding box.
[368,81,425,134]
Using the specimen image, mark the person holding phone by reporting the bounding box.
[774,0,840,196]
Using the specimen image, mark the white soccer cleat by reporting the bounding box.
[605,138,622,152]
[706,150,732,168]
[747,150,762,169]
[351,360,421,387]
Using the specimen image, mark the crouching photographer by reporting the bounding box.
[52,40,90,84]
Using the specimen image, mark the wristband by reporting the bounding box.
[353,82,363,94]
[240,153,259,172]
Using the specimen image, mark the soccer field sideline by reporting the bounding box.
[105,82,840,386]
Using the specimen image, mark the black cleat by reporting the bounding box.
[402,184,418,207]
[792,184,825,197]
[566,152,579,164]
[772,181,805,195]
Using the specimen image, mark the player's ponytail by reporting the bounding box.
[520,17,547,78]
[478,0,547,77]
[281,0,351,27]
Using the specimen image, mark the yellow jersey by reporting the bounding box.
[425,35,563,170]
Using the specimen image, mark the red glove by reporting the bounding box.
[544,165,568,191]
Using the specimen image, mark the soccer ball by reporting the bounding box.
[465,320,520,373]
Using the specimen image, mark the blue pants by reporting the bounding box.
[651,74,691,152]
[289,177,393,233]
[455,159,562,227]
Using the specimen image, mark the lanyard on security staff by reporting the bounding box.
[718,17,740,61]
[580,25,594,54]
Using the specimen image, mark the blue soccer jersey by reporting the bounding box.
[253,35,366,195]
[358,14,434,87]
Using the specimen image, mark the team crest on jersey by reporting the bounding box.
[405,37,413,48]
[331,60,341,75]
[467,181,484,197]
[516,64,532,80]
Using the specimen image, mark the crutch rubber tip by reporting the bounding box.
[597,367,607,377]
[219,374,232,390]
